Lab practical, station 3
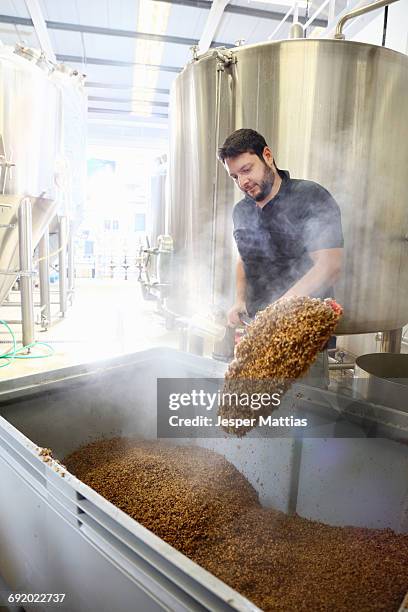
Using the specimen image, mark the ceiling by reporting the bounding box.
[0,0,334,143]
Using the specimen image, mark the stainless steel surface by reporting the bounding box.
[0,194,58,306]
[168,39,408,334]
[354,353,408,412]
[329,362,355,370]
[168,47,235,317]
[334,0,399,39]
[0,44,62,306]
[18,198,34,347]
[38,228,51,328]
[380,328,402,353]
[0,135,15,195]
[0,46,60,198]
[156,235,173,285]
[58,216,68,316]
[0,44,86,308]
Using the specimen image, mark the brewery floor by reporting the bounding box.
[0,278,180,381]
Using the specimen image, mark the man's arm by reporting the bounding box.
[282,248,343,299]
[227,257,248,326]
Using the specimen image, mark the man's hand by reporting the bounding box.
[227,301,248,327]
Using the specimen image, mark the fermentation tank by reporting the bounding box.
[168,39,408,334]
[0,44,86,306]
[0,45,61,199]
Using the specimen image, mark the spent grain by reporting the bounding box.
[219,296,343,435]
[65,438,408,612]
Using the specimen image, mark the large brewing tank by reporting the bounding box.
[168,39,408,335]
[0,45,61,198]
[0,44,86,306]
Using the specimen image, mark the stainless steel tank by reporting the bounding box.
[0,45,68,305]
[168,39,408,334]
[0,45,61,199]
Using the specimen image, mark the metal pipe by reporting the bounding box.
[293,1,299,22]
[289,22,304,38]
[67,222,75,299]
[381,4,389,45]
[0,320,22,324]
[329,362,355,370]
[334,0,399,39]
[38,227,51,329]
[18,198,34,348]
[380,328,402,353]
[58,216,68,316]
[1,298,71,307]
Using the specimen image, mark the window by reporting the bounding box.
[134,213,146,231]
[84,240,94,256]
[105,219,119,231]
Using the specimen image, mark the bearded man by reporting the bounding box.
[218,129,344,383]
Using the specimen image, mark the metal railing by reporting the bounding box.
[268,0,396,41]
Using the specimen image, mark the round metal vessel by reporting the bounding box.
[355,353,408,412]
[0,46,87,306]
[168,39,408,334]
[0,46,61,198]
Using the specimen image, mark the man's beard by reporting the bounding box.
[251,164,275,202]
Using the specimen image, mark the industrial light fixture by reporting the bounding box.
[132,0,171,116]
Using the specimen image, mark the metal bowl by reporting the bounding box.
[354,353,408,412]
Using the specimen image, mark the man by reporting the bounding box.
[217,128,343,325]
[218,129,343,383]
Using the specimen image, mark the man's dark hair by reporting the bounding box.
[217,128,269,163]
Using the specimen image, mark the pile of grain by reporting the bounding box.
[65,438,408,612]
[219,296,343,435]
[65,438,258,555]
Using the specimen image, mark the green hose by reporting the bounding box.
[0,319,54,368]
